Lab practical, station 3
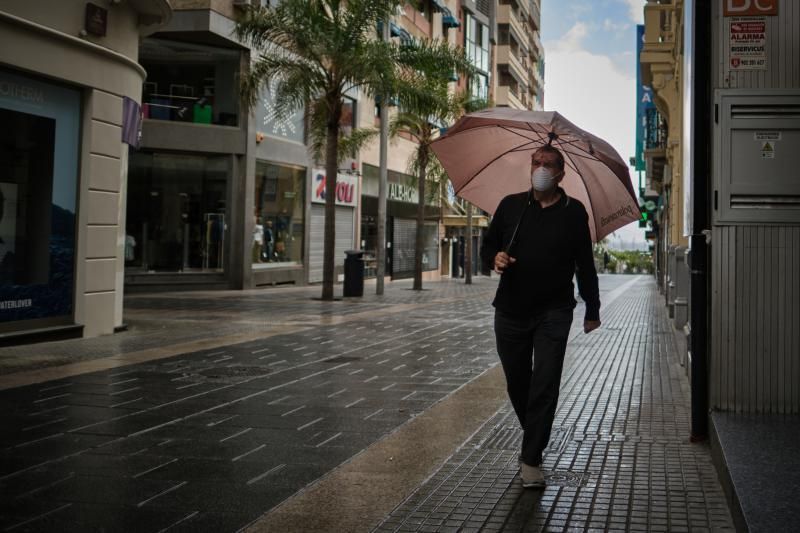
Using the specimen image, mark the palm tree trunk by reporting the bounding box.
[465,202,473,285]
[322,101,341,301]
[413,147,428,291]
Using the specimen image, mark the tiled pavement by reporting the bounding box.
[375,277,734,532]
[0,276,735,532]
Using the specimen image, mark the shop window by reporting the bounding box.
[253,161,305,265]
[0,69,80,327]
[139,39,240,127]
[126,153,229,272]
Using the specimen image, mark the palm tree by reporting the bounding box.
[236,0,472,300]
[390,92,484,290]
[391,94,487,290]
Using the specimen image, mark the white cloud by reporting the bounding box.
[544,23,646,248]
[553,22,589,53]
[603,18,630,33]
[621,0,646,25]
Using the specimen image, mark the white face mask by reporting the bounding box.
[532,167,559,191]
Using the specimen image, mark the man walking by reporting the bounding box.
[480,145,601,488]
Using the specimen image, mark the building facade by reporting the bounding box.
[640,0,691,333]
[0,0,171,341]
[494,0,544,110]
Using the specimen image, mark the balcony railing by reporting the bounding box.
[495,85,525,109]
[645,108,667,151]
[496,45,529,90]
[643,2,676,48]
[529,0,541,31]
[497,4,527,49]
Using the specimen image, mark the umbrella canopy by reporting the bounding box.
[431,108,639,242]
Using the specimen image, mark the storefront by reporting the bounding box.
[126,152,230,273]
[252,161,305,266]
[308,169,359,283]
[249,79,309,287]
[361,164,440,280]
[1,1,171,340]
[0,68,80,333]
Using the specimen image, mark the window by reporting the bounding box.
[253,162,305,265]
[0,68,80,327]
[127,153,229,272]
[139,38,241,127]
[465,14,490,73]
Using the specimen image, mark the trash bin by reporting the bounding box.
[343,250,365,297]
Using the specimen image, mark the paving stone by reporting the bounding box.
[373,278,735,532]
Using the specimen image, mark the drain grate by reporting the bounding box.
[544,425,575,454]
[479,424,575,454]
[543,469,591,487]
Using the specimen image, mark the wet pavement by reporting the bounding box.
[0,275,734,532]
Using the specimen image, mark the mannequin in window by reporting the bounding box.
[252,216,264,263]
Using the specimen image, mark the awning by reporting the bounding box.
[442,7,460,28]
[431,0,448,12]
[376,21,414,43]
[396,26,413,44]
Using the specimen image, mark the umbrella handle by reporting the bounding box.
[503,188,533,255]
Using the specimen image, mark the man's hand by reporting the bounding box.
[494,251,516,274]
[583,320,601,334]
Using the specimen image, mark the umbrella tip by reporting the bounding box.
[547,132,558,145]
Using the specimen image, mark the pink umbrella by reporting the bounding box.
[431,108,639,242]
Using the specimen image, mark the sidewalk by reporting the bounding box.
[0,276,734,532]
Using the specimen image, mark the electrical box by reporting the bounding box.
[714,89,800,224]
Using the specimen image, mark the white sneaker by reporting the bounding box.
[520,462,545,488]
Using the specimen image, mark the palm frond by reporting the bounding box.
[339,127,379,162]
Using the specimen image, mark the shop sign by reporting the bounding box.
[729,17,767,70]
[84,3,108,37]
[312,169,358,207]
[388,182,418,204]
[723,0,777,17]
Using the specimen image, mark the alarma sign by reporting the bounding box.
[729,17,766,70]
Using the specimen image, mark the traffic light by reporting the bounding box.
[639,206,650,228]
[638,200,657,228]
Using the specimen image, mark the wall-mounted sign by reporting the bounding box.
[388,182,418,204]
[312,169,358,207]
[729,17,766,70]
[723,0,777,17]
[85,3,108,37]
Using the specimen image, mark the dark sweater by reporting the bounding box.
[480,188,600,321]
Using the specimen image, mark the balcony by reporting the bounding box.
[642,2,676,54]
[496,45,528,90]
[528,0,541,31]
[139,37,240,127]
[497,4,527,49]
[495,85,525,109]
[530,30,543,60]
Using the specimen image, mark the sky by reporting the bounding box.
[541,0,648,251]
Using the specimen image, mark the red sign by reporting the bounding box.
[723,0,778,17]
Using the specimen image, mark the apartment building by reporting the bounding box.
[494,0,544,110]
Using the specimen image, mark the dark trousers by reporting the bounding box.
[494,307,573,466]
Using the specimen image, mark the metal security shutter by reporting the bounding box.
[309,204,355,283]
[392,219,440,280]
[392,218,416,279]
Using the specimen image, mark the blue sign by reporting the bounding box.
[635,25,656,172]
